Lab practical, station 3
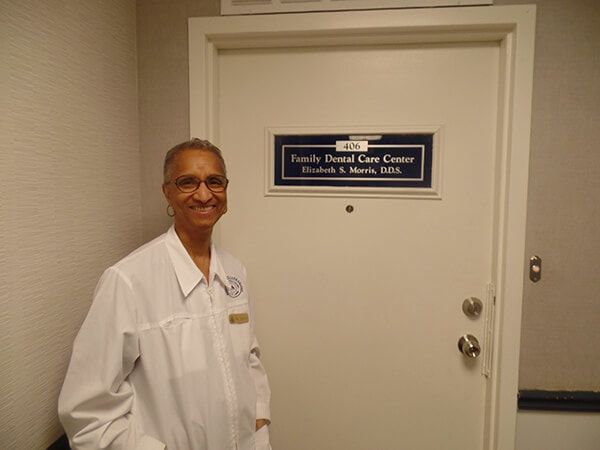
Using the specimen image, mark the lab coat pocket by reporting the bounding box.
[254,425,271,450]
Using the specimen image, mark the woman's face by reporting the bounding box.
[162,149,228,236]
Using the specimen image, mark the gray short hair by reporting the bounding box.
[163,138,227,184]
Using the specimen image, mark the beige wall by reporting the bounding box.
[496,0,600,391]
[138,0,600,392]
[137,0,220,241]
[1,1,141,448]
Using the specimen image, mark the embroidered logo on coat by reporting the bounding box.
[226,276,243,298]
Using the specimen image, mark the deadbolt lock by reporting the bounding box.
[462,297,483,317]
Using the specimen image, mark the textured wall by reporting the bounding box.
[137,0,220,241]
[1,1,141,448]
[496,0,600,391]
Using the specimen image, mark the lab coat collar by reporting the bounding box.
[165,225,229,298]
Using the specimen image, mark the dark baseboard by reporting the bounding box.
[47,434,70,450]
[518,390,600,412]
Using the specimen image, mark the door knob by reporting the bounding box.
[458,334,481,358]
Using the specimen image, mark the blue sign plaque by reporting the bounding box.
[274,133,433,188]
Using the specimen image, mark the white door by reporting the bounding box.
[190,7,536,450]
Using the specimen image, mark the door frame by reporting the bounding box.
[189,6,536,449]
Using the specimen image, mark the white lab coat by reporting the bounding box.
[59,226,272,450]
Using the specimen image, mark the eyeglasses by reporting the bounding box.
[171,175,229,193]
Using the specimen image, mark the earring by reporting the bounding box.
[167,205,175,217]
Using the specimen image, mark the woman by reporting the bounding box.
[59,139,272,450]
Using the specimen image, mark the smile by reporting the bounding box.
[189,205,216,213]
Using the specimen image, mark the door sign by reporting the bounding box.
[273,133,433,188]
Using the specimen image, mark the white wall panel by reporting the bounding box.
[1,1,140,447]
[516,411,600,450]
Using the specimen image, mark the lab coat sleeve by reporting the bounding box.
[244,266,272,423]
[58,267,165,450]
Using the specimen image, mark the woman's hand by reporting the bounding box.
[256,418,269,430]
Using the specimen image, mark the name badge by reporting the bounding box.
[229,313,249,324]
